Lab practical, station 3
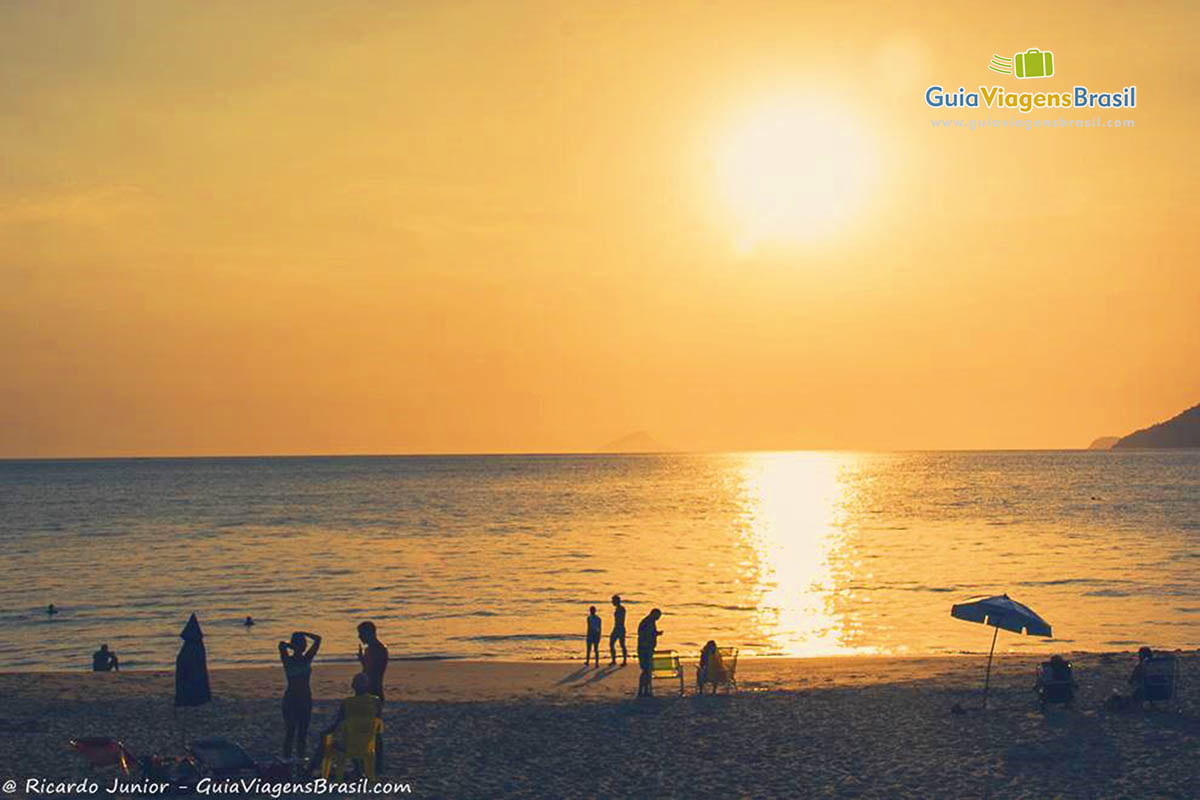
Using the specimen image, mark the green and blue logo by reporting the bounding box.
[924,47,1136,113]
[989,48,1055,79]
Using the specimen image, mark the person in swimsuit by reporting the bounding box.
[356,621,389,772]
[279,630,321,760]
[585,606,602,667]
[609,595,627,666]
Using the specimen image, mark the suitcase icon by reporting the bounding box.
[1014,48,1054,79]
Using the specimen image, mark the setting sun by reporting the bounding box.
[716,94,876,250]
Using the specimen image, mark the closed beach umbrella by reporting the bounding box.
[174,613,211,707]
[950,594,1051,708]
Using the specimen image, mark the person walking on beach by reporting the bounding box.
[279,631,321,761]
[610,594,627,666]
[585,606,602,667]
[92,644,119,672]
[636,608,662,698]
[356,621,388,772]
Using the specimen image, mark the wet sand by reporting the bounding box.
[0,652,1196,798]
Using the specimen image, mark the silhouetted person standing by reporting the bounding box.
[609,595,627,666]
[92,644,119,672]
[585,606,602,667]
[356,621,388,773]
[636,608,662,697]
[279,631,321,761]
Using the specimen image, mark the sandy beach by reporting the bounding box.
[0,651,1195,798]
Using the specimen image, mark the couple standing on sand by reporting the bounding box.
[584,596,664,698]
[585,594,630,668]
[278,620,388,773]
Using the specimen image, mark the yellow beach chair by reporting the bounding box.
[651,650,685,695]
[320,693,384,781]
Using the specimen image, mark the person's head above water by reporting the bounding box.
[357,621,377,644]
[611,594,621,606]
[1138,646,1153,661]
[351,672,371,695]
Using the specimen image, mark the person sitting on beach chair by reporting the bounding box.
[1106,646,1177,710]
[312,673,384,780]
[1129,647,1178,708]
[1127,646,1153,698]
[696,640,738,694]
[1034,654,1075,709]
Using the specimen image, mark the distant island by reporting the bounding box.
[596,431,672,453]
[1109,403,1200,449]
[1088,436,1120,450]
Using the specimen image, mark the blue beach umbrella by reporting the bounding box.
[951,594,1051,708]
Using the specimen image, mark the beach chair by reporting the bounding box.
[1138,654,1178,708]
[1034,661,1075,709]
[189,738,260,779]
[713,646,739,693]
[320,693,384,780]
[651,650,685,695]
[68,737,136,775]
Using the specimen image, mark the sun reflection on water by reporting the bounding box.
[738,452,871,656]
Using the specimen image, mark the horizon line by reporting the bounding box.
[0,445,1170,462]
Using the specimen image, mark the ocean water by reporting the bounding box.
[0,451,1196,671]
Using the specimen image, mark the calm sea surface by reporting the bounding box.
[0,451,1196,671]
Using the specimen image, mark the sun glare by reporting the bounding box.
[740,452,864,656]
[716,94,875,251]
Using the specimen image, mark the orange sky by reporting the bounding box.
[2,0,1197,457]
